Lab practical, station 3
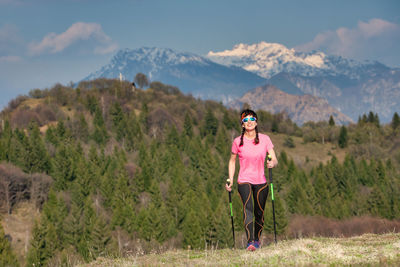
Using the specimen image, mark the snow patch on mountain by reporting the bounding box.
[207,41,381,79]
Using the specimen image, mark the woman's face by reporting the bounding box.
[242,115,257,131]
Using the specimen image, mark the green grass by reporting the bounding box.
[79,233,400,266]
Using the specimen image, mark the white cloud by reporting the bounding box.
[296,19,400,66]
[28,22,118,56]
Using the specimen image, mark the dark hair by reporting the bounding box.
[239,109,259,146]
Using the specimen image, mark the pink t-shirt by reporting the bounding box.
[231,133,274,184]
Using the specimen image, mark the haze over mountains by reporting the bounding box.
[83,42,400,124]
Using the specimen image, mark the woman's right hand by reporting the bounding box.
[225,178,233,192]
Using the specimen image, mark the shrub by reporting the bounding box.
[283,136,296,148]
[7,95,28,110]
[288,214,400,238]
[10,108,41,128]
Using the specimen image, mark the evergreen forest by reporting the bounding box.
[0,78,399,266]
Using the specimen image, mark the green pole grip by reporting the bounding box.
[271,183,275,201]
[229,203,233,216]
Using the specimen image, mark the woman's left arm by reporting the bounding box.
[267,149,278,168]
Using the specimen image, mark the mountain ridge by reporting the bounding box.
[83,43,400,123]
[83,47,267,104]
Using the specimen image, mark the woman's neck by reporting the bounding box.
[244,130,256,139]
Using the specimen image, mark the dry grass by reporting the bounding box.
[270,133,346,169]
[1,202,40,264]
[78,233,400,266]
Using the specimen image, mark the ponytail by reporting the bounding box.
[255,126,259,145]
[239,127,245,146]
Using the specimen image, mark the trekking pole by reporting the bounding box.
[267,155,277,244]
[226,179,235,248]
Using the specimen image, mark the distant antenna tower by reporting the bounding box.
[119,73,124,82]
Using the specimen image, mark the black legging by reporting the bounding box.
[238,183,269,243]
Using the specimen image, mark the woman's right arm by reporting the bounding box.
[226,153,237,191]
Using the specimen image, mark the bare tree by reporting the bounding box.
[134,73,149,89]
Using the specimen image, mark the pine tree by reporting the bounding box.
[202,108,218,137]
[137,207,153,241]
[208,198,231,248]
[110,169,137,233]
[26,217,55,267]
[166,124,180,147]
[157,204,177,242]
[368,186,391,218]
[222,110,237,130]
[313,168,334,217]
[0,120,12,161]
[215,125,229,157]
[329,115,335,126]
[264,194,288,236]
[45,124,58,145]
[182,209,204,249]
[56,120,70,142]
[286,179,313,215]
[92,108,109,145]
[391,112,400,130]
[51,143,77,190]
[340,155,357,203]
[338,125,348,148]
[8,128,29,171]
[42,190,68,249]
[77,113,89,142]
[26,121,51,173]
[183,112,193,138]
[85,94,99,115]
[89,216,115,258]
[110,101,126,141]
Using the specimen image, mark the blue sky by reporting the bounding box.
[1,0,399,109]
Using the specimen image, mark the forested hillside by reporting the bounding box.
[0,78,399,266]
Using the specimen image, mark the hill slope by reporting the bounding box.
[229,84,353,125]
[0,79,399,267]
[80,233,400,266]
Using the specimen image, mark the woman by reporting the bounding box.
[225,109,278,251]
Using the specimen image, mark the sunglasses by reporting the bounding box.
[242,117,257,123]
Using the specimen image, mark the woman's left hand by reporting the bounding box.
[267,149,278,168]
[267,160,274,168]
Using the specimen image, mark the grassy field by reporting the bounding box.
[79,233,400,266]
[270,133,347,168]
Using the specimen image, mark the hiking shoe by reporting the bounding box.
[253,241,260,249]
[246,242,256,251]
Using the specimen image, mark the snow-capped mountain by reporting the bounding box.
[83,47,266,103]
[207,42,390,79]
[86,47,210,81]
[207,42,400,123]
